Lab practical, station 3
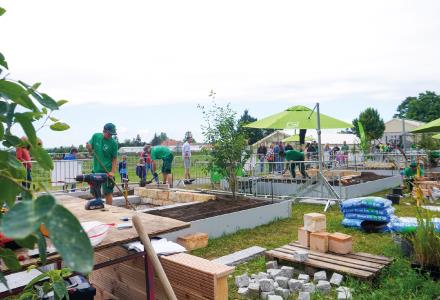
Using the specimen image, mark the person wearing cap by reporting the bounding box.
[404,162,424,191]
[86,123,118,204]
[145,144,174,187]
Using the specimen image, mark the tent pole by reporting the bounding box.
[316,102,324,197]
[317,102,323,173]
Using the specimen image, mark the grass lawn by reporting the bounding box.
[191,192,440,299]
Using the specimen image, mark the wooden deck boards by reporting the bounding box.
[266,242,392,280]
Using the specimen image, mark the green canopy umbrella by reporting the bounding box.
[411,117,440,133]
[433,134,440,139]
[244,105,352,130]
[246,104,352,176]
[282,134,313,143]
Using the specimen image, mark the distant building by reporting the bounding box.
[251,130,289,152]
[381,118,425,147]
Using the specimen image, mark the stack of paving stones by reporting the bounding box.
[235,260,353,299]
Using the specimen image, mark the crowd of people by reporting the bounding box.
[256,140,351,176]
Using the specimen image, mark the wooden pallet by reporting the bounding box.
[266,242,392,280]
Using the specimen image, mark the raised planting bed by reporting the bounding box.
[245,171,401,199]
[329,172,388,186]
[149,192,292,241]
[147,194,271,222]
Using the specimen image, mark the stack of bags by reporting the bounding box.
[341,197,395,230]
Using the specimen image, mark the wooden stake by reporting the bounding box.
[132,214,177,300]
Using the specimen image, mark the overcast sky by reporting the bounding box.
[2,0,440,147]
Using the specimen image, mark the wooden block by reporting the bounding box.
[176,192,195,203]
[177,232,209,250]
[193,193,216,202]
[310,232,329,253]
[298,227,310,247]
[304,213,326,232]
[329,232,353,254]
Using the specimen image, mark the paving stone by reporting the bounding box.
[274,287,290,298]
[337,289,352,300]
[293,250,309,262]
[275,276,289,289]
[267,269,282,279]
[266,260,278,269]
[213,246,266,266]
[298,274,310,283]
[337,287,352,293]
[288,279,303,292]
[314,270,327,281]
[237,287,249,296]
[235,273,250,288]
[279,266,294,278]
[256,272,269,281]
[259,278,275,292]
[248,282,260,297]
[267,295,282,300]
[298,291,311,300]
[251,273,256,279]
[260,291,275,300]
[316,280,331,294]
[301,283,315,293]
[273,282,279,289]
[330,272,344,286]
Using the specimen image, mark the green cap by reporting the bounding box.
[103,123,117,135]
[410,162,417,167]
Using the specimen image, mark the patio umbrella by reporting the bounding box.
[245,104,352,173]
[244,105,352,130]
[411,117,440,133]
[282,134,313,143]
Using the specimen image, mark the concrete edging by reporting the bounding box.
[158,199,292,242]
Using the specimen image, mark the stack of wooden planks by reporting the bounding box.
[161,253,234,300]
[266,242,392,280]
[91,247,234,300]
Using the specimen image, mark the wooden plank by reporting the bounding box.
[290,242,392,264]
[58,195,190,251]
[281,245,384,269]
[214,277,228,300]
[266,250,373,279]
[3,195,190,273]
[275,247,380,273]
[161,253,235,278]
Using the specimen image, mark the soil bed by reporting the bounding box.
[146,194,271,222]
[329,171,388,186]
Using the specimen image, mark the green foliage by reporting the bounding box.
[149,132,168,146]
[199,103,250,197]
[409,210,440,268]
[357,121,369,154]
[417,133,440,151]
[0,41,93,298]
[19,267,72,300]
[237,109,273,145]
[395,91,440,122]
[352,107,385,142]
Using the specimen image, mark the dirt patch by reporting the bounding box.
[329,172,388,186]
[146,194,271,222]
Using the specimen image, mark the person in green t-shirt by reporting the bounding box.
[145,145,174,186]
[285,149,308,179]
[86,123,118,204]
[403,162,424,191]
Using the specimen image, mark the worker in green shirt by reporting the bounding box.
[403,162,424,191]
[145,145,174,186]
[86,123,118,205]
[285,149,308,179]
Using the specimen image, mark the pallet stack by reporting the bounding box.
[298,213,353,254]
